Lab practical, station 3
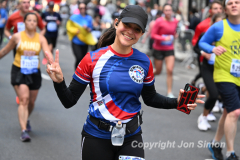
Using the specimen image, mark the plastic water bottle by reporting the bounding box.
[111,121,126,146]
[208,53,216,65]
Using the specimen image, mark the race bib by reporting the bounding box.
[230,59,240,77]
[20,56,39,75]
[17,22,25,32]
[47,22,57,32]
[161,35,174,46]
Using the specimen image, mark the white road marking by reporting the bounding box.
[41,73,52,81]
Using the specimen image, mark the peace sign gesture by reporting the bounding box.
[45,49,64,83]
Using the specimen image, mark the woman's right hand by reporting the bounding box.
[45,49,64,83]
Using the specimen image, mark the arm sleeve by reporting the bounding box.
[199,22,223,53]
[87,16,93,30]
[151,20,166,41]
[141,84,178,109]
[54,78,87,109]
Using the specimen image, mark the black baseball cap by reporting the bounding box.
[48,1,54,7]
[119,5,148,33]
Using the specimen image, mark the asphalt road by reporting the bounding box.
[0,34,239,160]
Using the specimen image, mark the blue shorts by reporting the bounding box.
[216,82,240,113]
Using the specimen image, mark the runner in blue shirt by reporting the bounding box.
[41,1,61,65]
[45,5,204,160]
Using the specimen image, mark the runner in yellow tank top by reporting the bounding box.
[199,0,240,159]
[0,12,52,142]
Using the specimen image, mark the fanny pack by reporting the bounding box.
[89,111,143,134]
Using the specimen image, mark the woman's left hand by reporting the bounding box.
[177,89,205,110]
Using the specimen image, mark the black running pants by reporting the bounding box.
[201,60,219,111]
[81,134,144,160]
[71,42,88,70]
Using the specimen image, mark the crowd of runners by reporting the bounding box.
[0,0,239,160]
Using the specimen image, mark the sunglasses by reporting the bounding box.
[79,7,86,10]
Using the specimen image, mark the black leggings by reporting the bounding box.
[71,42,88,70]
[81,133,144,160]
[192,55,202,83]
[201,60,219,111]
[0,27,4,46]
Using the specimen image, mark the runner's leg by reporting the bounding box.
[224,109,240,151]
[153,59,163,75]
[28,90,39,116]
[14,84,30,131]
[165,55,175,94]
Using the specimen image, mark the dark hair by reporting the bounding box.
[211,13,226,24]
[155,10,163,20]
[94,13,102,19]
[77,0,86,6]
[163,3,172,10]
[97,19,121,49]
[191,8,198,14]
[209,0,222,9]
[24,12,38,22]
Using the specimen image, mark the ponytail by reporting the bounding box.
[97,27,116,48]
[97,19,121,49]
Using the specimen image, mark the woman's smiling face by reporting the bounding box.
[115,20,144,48]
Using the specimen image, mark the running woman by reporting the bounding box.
[45,5,204,160]
[151,4,178,98]
[4,0,45,105]
[199,0,240,159]
[190,0,223,87]
[41,1,62,65]
[67,1,92,70]
[194,13,226,131]
[0,13,52,142]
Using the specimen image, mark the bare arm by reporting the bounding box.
[142,21,154,43]
[4,27,11,38]
[0,34,18,59]
[40,34,53,60]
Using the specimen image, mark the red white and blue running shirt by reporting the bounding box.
[73,46,155,139]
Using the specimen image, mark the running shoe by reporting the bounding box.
[198,114,211,131]
[208,142,223,160]
[26,120,31,132]
[42,58,48,65]
[20,130,31,142]
[212,100,220,113]
[218,102,224,113]
[197,83,205,94]
[16,96,19,105]
[226,153,239,160]
[207,112,217,122]
[167,93,175,98]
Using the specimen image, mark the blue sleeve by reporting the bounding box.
[199,21,224,53]
[87,16,93,30]
[3,9,7,20]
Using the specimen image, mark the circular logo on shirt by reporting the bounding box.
[129,65,144,84]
